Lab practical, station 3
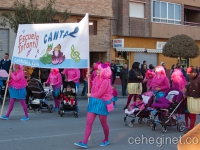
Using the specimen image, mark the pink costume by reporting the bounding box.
[76,63,112,147]
[144,70,155,90]
[46,68,62,109]
[125,100,145,114]
[62,69,80,83]
[112,88,118,97]
[150,75,170,92]
[2,64,29,120]
[171,69,187,91]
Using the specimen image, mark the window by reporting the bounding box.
[152,0,181,24]
[129,2,145,18]
[77,19,97,35]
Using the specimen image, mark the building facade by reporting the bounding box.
[112,0,200,73]
[0,0,112,66]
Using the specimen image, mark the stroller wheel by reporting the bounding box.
[124,117,127,126]
[36,109,41,114]
[147,119,153,127]
[162,126,167,133]
[73,112,78,118]
[128,122,134,128]
[138,118,145,124]
[48,104,53,113]
[178,121,186,132]
[152,124,156,131]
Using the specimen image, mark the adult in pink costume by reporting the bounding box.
[74,63,112,148]
[171,69,187,92]
[45,68,62,111]
[1,64,29,121]
[143,69,155,91]
[149,65,170,100]
[62,68,80,92]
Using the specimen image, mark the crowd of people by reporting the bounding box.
[0,52,200,148]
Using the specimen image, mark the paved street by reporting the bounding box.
[0,85,199,150]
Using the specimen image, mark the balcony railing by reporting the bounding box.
[184,21,200,27]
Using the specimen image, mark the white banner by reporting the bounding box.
[12,13,89,68]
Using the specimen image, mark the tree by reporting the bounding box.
[0,0,71,33]
[163,34,200,59]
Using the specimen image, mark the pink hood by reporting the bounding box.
[46,71,62,88]
[9,65,27,89]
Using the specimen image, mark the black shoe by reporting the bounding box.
[123,106,127,110]
[124,94,127,96]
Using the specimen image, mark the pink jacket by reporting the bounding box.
[9,69,27,89]
[150,76,170,92]
[90,76,112,101]
[62,69,80,83]
[46,72,62,88]
[112,88,118,97]
[130,101,145,109]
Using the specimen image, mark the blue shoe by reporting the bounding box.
[0,115,9,120]
[21,117,29,121]
[100,140,109,147]
[114,105,116,108]
[74,141,87,149]
[55,108,59,112]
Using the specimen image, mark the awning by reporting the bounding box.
[146,49,163,53]
[116,48,145,52]
[184,5,200,11]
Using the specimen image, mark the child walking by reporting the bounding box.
[112,85,118,108]
[125,95,144,115]
[1,64,29,121]
[45,68,62,111]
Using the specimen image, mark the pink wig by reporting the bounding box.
[155,65,166,77]
[94,62,101,70]
[146,70,155,79]
[105,62,111,67]
[171,69,187,90]
[98,63,112,79]
[51,68,59,75]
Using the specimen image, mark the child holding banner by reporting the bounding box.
[1,64,29,121]
[74,63,112,148]
[45,68,62,111]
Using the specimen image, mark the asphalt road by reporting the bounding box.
[0,85,199,150]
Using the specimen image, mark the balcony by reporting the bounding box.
[184,5,200,27]
[150,22,200,40]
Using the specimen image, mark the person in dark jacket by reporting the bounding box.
[111,60,117,85]
[0,53,11,73]
[40,68,50,84]
[141,64,147,93]
[120,64,128,96]
[124,62,143,110]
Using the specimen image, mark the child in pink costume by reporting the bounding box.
[112,85,118,108]
[45,68,62,111]
[1,64,29,121]
[74,63,113,148]
[125,95,144,115]
[91,62,101,81]
[62,68,80,93]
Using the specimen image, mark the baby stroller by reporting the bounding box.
[27,78,54,114]
[124,91,155,127]
[58,81,78,118]
[150,88,186,133]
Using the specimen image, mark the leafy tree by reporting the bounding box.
[163,34,200,59]
[0,0,71,33]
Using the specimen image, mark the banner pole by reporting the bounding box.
[0,63,13,116]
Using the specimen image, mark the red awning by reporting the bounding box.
[184,5,200,11]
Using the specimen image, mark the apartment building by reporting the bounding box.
[112,0,200,70]
[0,0,112,65]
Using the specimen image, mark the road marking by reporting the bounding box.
[0,127,129,142]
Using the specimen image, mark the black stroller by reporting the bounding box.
[58,81,78,117]
[27,78,54,114]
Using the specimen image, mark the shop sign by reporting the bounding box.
[113,39,124,48]
[156,42,166,50]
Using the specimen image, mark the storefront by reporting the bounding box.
[111,36,200,72]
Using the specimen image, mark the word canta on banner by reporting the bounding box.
[18,32,39,54]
